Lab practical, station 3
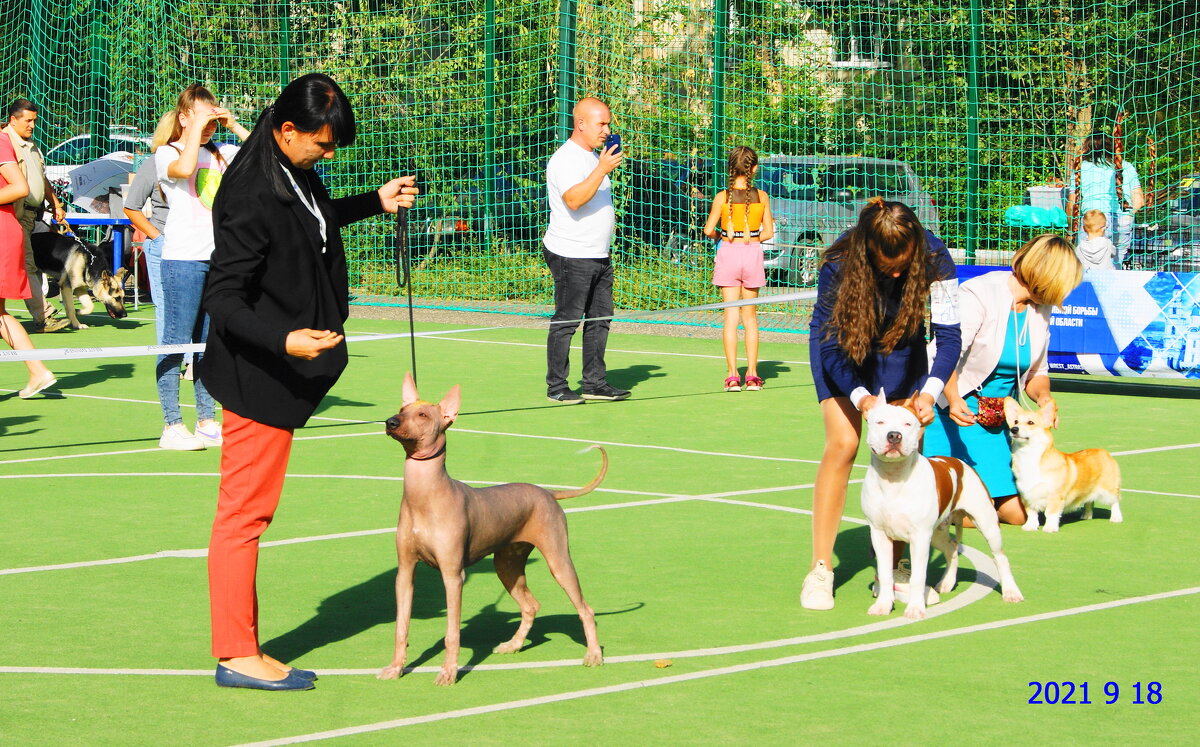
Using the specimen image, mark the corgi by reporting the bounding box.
[1004,397,1122,532]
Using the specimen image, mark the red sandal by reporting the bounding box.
[724,375,742,392]
[744,375,764,391]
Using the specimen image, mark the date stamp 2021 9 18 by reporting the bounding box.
[1028,681,1162,704]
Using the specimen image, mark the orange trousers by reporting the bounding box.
[207,409,295,658]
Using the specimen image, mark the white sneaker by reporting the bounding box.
[181,363,194,381]
[871,559,941,605]
[159,423,206,451]
[195,421,223,447]
[800,560,835,610]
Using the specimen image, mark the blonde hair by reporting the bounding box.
[1012,234,1082,307]
[167,83,218,143]
[1082,209,1107,236]
[151,111,176,149]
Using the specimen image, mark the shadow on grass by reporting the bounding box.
[0,413,40,438]
[265,558,640,680]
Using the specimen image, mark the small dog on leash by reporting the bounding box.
[862,391,1023,619]
[31,229,127,330]
[378,373,605,685]
[1004,397,1122,533]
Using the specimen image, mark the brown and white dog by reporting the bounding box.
[31,229,127,329]
[862,392,1023,619]
[1004,397,1122,532]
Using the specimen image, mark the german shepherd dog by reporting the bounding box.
[31,229,128,329]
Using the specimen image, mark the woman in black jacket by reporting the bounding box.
[201,73,417,691]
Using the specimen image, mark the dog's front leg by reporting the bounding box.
[377,559,417,680]
[1021,501,1040,532]
[867,527,895,616]
[436,567,466,686]
[61,288,85,329]
[903,532,932,620]
[1043,494,1065,533]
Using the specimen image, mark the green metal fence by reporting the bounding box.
[4,0,1198,330]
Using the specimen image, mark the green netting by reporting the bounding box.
[3,0,1197,331]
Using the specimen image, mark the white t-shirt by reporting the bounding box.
[155,142,240,261]
[543,139,614,258]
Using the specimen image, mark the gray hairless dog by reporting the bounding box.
[377,372,606,685]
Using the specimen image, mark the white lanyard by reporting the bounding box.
[279,162,327,253]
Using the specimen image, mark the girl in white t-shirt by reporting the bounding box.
[153,84,249,451]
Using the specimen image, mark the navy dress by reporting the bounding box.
[809,231,961,403]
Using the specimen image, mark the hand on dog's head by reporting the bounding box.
[865,389,923,461]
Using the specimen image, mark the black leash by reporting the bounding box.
[394,205,418,384]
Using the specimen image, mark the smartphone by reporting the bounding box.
[604,133,621,154]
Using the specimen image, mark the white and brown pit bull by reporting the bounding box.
[862,391,1023,619]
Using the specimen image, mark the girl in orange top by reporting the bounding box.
[704,146,774,392]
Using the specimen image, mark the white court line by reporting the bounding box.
[1123,488,1200,499]
[1111,442,1200,456]
[232,585,1200,746]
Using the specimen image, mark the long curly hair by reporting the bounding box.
[823,198,936,364]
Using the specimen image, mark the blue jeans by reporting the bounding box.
[156,259,215,425]
[144,234,166,344]
[544,248,613,392]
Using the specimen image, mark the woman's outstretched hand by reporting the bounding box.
[378,176,420,214]
[285,328,343,360]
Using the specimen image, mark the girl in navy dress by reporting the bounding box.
[801,197,962,610]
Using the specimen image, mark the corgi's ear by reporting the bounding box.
[440,385,462,424]
[402,371,419,407]
[1003,397,1019,418]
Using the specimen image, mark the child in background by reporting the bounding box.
[703,146,774,392]
[1075,209,1117,270]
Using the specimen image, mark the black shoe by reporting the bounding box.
[547,389,585,405]
[581,383,631,401]
[215,664,315,691]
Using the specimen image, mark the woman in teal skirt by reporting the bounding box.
[923,234,1083,525]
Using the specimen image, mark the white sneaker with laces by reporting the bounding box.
[871,559,941,605]
[800,560,835,610]
[160,423,206,451]
[195,422,223,447]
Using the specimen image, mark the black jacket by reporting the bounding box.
[201,157,383,429]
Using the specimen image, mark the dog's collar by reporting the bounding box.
[406,443,447,461]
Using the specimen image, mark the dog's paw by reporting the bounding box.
[493,639,525,655]
[1043,523,1060,533]
[376,664,405,680]
[1109,515,1124,524]
[935,578,956,594]
[867,600,893,616]
[434,667,458,686]
[1021,522,1039,532]
[71,322,89,330]
[903,605,927,620]
[1002,587,1025,603]
[582,649,603,668]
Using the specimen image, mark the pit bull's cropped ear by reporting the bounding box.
[402,371,419,407]
[440,385,461,424]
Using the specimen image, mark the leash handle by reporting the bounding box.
[395,206,418,384]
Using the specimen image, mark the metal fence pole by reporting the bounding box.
[484,0,496,251]
[965,0,981,261]
[711,0,728,198]
[557,0,577,142]
[279,0,292,89]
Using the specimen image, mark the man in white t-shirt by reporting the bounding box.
[543,97,627,404]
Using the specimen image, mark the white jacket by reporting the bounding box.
[928,270,1052,407]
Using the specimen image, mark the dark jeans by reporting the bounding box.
[544,248,613,392]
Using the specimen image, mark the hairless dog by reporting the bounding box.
[378,372,606,685]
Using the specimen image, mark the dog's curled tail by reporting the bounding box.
[552,446,608,501]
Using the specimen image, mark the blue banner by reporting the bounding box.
[955,266,1200,379]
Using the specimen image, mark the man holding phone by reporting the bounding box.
[542,96,628,404]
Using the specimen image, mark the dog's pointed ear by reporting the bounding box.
[440,385,461,424]
[905,390,920,409]
[115,267,129,281]
[402,371,419,407]
[1003,397,1019,418]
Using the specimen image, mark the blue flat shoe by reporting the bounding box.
[287,667,318,681]
[215,664,314,691]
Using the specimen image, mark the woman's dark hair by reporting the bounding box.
[1081,132,1115,168]
[821,198,936,364]
[219,73,356,203]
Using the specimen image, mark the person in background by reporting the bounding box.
[0,129,57,396]
[923,234,1083,526]
[4,99,67,333]
[153,84,249,451]
[123,111,176,344]
[1075,209,1117,271]
[703,145,774,392]
[542,97,629,404]
[1066,132,1143,268]
[801,197,961,611]
[202,73,418,690]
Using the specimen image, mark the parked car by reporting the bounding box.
[756,155,940,286]
[43,126,153,211]
[406,168,545,258]
[1160,173,1200,270]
